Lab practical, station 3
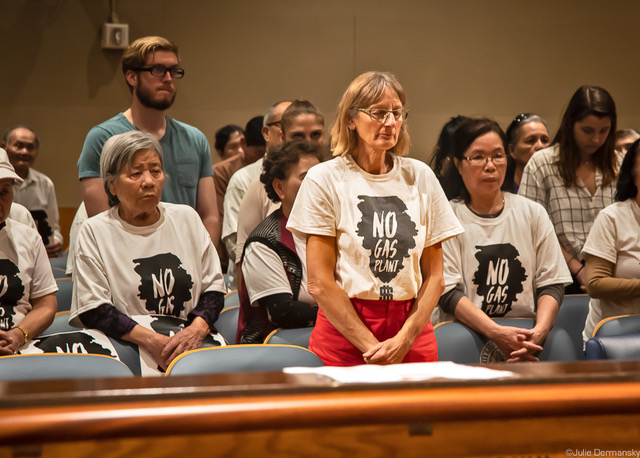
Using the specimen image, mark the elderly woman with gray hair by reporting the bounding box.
[70,131,226,370]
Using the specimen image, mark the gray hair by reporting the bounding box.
[100,131,164,207]
[263,100,288,127]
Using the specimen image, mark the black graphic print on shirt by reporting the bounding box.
[149,315,219,347]
[472,243,527,317]
[33,331,114,356]
[356,196,417,300]
[0,259,24,331]
[133,253,193,317]
[30,209,52,245]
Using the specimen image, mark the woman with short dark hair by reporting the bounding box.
[438,117,571,361]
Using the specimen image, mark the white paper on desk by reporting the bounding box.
[283,361,515,383]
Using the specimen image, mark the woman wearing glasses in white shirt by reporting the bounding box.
[287,71,463,366]
[438,118,571,362]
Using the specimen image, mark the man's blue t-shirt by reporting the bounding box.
[77,113,213,208]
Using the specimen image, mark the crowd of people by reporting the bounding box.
[2,34,640,371]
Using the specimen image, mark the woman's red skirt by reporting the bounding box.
[309,297,438,366]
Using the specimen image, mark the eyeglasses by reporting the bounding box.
[461,152,508,167]
[265,120,282,128]
[135,65,185,79]
[357,108,409,123]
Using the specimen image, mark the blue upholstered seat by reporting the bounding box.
[165,344,324,376]
[0,353,134,380]
[586,334,640,360]
[263,327,313,348]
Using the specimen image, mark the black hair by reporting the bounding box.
[214,124,244,156]
[615,138,640,202]
[245,116,266,147]
[439,117,514,202]
[260,141,325,203]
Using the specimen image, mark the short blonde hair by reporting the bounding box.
[121,36,179,92]
[331,71,410,157]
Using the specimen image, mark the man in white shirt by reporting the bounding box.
[221,100,290,287]
[2,126,62,257]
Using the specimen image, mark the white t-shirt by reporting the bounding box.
[70,202,226,326]
[287,153,463,300]
[13,168,63,245]
[441,193,572,321]
[9,203,37,230]
[242,232,314,305]
[235,177,281,265]
[222,159,263,244]
[581,199,640,340]
[0,219,58,331]
[221,158,263,288]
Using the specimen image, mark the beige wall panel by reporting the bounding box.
[1,0,639,206]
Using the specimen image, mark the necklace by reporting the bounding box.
[466,196,505,219]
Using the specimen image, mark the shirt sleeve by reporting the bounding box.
[197,134,214,179]
[286,170,336,238]
[193,210,227,295]
[29,230,58,299]
[518,154,547,207]
[582,209,617,264]
[242,241,293,303]
[78,126,111,179]
[423,167,464,246]
[441,234,465,295]
[69,222,114,326]
[531,201,573,287]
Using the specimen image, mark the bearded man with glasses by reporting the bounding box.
[73,36,219,274]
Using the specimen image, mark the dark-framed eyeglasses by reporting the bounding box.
[265,120,282,129]
[357,108,409,123]
[461,152,508,167]
[135,65,185,79]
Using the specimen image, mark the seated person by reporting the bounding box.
[1,126,63,257]
[236,141,323,344]
[0,148,57,355]
[583,138,640,341]
[504,113,550,191]
[69,131,226,370]
[438,117,571,362]
[214,124,245,161]
[615,128,640,155]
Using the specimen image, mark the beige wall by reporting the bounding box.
[1,0,639,207]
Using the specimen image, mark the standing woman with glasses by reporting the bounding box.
[519,86,620,293]
[505,113,550,191]
[438,118,571,361]
[287,71,463,366]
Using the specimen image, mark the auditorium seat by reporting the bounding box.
[55,277,73,312]
[554,294,589,360]
[263,327,313,348]
[51,266,67,278]
[165,344,324,376]
[593,315,640,338]
[224,290,239,309]
[49,254,68,270]
[434,318,577,363]
[0,353,134,381]
[585,334,640,360]
[40,311,78,336]
[215,305,239,344]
